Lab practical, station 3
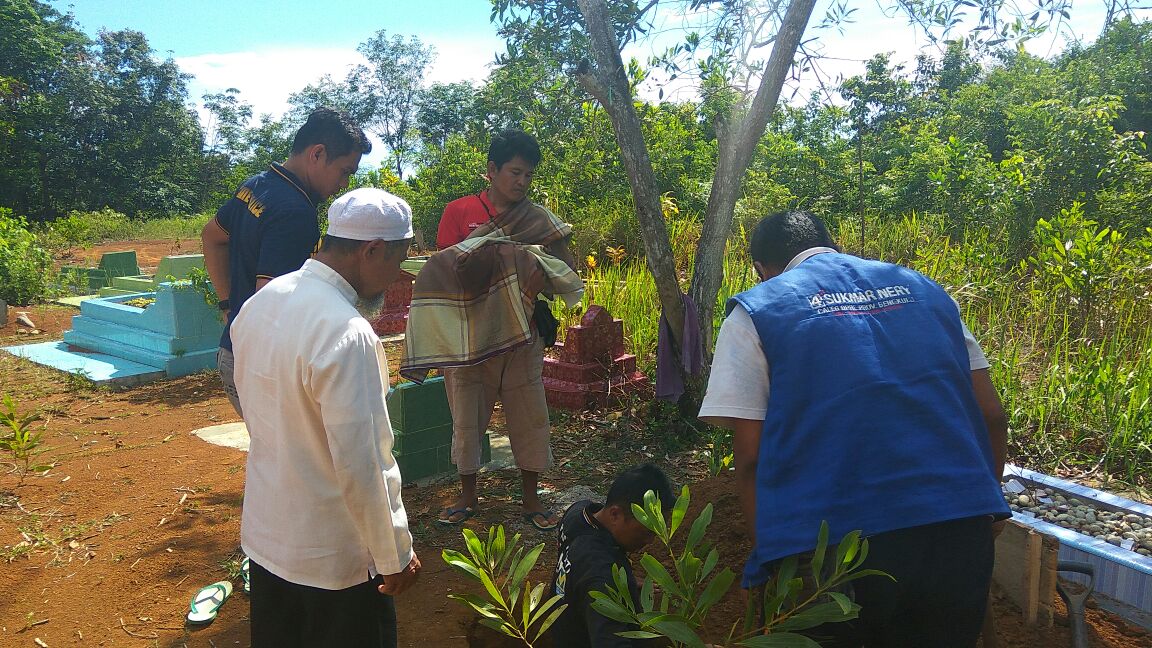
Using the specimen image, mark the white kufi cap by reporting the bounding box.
[326,188,414,241]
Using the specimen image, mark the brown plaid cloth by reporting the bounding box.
[399,200,583,383]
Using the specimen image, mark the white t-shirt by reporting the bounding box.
[698,249,990,430]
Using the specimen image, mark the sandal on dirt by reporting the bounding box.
[240,556,250,594]
[187,580,233,625]
[523,511,560,532]
[436,506,478,526]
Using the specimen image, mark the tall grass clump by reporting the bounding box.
[38,208,211,249]
[837,207,1152,486]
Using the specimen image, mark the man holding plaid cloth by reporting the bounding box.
[403,129,582,531]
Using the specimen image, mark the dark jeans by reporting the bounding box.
[249,560,398,648]
[787,516,995,648]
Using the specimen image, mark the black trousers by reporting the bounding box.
[798,515,995,648]
[249,560,398,648]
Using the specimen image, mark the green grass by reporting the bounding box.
[562,208,1152,487]
[37,208,210,249]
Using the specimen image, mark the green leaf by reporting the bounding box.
[478,566,507,609]
[530,600,568,641]
[640,573,654,609]
[835,530,861,567]
[700,547,719,580]
[774,601,859,632]
[528,592,565,628]
[639,553,680,596]
[828,591,853,614]
[510,542,545,589]
[773,556,798,597]
[447,593,503,619]
[685,502,711,553]
[651,619,705,648]
[441,550,483,582]
[670,485,690,535]
[810,521,829,586]
[591,595,639,624]
[618,630,664,639]
[693,568,735,616]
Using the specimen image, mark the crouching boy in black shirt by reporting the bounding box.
[549,464,674,648]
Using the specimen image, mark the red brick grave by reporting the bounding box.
[371,270,415,335]
[543,305,649,410]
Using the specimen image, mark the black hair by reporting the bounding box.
[291,107,372,159]
[318,234,367,255]
[749,210,839,268]
[604,464,674,511]
[488,128,541,169]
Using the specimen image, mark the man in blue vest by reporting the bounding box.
[699,210,1010,647]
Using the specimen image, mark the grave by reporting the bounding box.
[98,254,206,296]
[60,250,141,293]
[5,281,223,386]
[386,376,490,481]
[542,305,649,410]
[1002,464,1152,629]
[371,257,427,337]
[371,270,415,335]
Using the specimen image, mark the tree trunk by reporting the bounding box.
[575,0,685,343]
[688,0,819,360]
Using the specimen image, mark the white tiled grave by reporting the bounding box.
[1004,464,1152,629]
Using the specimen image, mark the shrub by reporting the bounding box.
[0,209,53,305]
[590,487,889,647]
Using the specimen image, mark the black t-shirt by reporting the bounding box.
[550,500,641,648]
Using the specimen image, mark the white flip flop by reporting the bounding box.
[187,580,233,625]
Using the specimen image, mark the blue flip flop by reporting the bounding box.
[187,580,232,625]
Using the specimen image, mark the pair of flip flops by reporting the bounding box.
[186,556,250,625]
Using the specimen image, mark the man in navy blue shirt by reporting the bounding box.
[201,107,370,416]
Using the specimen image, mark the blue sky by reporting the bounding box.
[47,1,1148,166]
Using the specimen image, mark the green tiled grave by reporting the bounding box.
[386,377,490,481]
[99,254,206,296]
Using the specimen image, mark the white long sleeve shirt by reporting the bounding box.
[232,258,413,590]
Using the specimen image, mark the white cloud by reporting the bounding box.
[179,35,501,168]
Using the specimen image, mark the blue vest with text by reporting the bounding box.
[731,252,1010,587]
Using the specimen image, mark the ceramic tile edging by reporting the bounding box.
[1004,464,1152,576]
[1003,463,1152,630]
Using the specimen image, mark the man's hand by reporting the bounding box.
[378,552,421,596]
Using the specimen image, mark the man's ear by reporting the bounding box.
[307,143,327,164]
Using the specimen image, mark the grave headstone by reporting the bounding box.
[371,270,415,336]
[98,251,140,279]
[542,305,650,410]
[102,254,206,296]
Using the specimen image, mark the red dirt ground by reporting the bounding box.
[2,243,1151,646]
